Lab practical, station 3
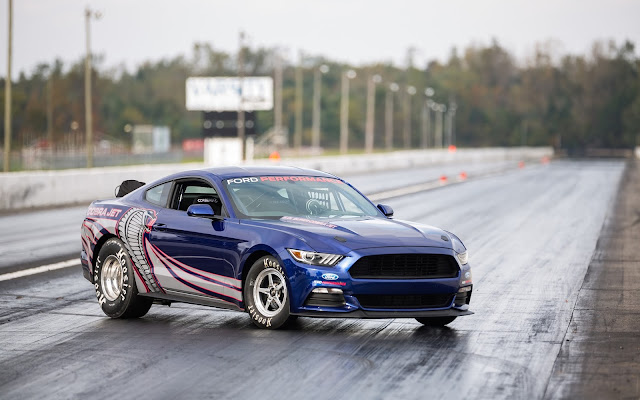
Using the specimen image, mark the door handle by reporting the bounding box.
[152,223,167,231]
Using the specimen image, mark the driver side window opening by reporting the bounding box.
[144,182,172,207]
[170,179,226,217]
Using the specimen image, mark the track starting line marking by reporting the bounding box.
[0,259,79,282]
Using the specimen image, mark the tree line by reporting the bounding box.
[1,39,639,152]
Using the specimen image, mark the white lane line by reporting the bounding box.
[0,259,79,282]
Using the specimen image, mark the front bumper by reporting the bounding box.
[280,246,473,318]
[293,308,473,319]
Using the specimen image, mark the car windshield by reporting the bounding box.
[223,176,381,219]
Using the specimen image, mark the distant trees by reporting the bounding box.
[1,39,638,151]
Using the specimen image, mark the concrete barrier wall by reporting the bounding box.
[0,147,552,212]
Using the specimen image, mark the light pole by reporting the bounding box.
[403,86,416,149]
[340,69,356,154]
[422,87,434,149]
[446,101,457,147]
[365,74,382,153]
[237,31,246,160]
[450,101,457,146]
[274,53,283,135]
[47,69,54,150]
[312,64,329,149]
[84,7,101,168]
[4,0,12,172]
[433,103,446,148]
[385,83,399,151]
[294,50,303,151]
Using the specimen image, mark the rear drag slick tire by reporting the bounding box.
[94,238,152,319]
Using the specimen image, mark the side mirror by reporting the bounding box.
[377,204,394,218]
[187,204,222,220]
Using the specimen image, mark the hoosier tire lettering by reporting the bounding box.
[94,238,153,319]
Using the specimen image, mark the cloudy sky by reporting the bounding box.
[1,0,639,78]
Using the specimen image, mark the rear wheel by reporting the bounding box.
[94,238,152,318]
[415,316,457,326]
[244,255,295,329]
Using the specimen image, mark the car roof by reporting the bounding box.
[156,165,339,183]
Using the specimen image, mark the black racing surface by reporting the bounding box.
[0,160,634,399]
[545,160,640,399]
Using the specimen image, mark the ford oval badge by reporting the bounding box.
[322,273,339,281]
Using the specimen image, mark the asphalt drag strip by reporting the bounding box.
[545,160,640,399]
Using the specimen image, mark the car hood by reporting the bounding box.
[241,216,454,253]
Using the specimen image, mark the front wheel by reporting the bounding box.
[244,256,295,329]
[415,316,457,327]
[94,238,152,319]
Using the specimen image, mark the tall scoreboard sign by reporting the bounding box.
[186,77,273,111]
[186,77,273,138]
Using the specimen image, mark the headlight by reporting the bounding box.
[456,251,469,265]
[287,249,343,266]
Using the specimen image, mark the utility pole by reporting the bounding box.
[365,74,381,153]
[3,0,12,172]
[294,51,303,151]
[385,83,399,151]
[340,69,356,154]
[84,7,101,168]
[312,64,329,149]
[237,31,246,160]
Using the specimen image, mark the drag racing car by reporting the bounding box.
[80,166,473,329]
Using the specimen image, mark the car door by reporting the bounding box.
[146,177,248,306]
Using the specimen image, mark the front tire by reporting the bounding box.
[94,238,152,319]
[244,255,294,329]
[415,316,457,326]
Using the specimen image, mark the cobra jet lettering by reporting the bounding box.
[87,207,123,218]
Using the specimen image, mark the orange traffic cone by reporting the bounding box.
[269,151,281,162]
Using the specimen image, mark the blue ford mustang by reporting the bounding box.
[80,166,473,329]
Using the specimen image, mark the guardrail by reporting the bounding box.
[0,147,552,212]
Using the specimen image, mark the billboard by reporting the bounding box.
[132,125,171,154]
[186,77,273,111]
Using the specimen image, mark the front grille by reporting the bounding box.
[348,254,459,279]
[356,294,454,309]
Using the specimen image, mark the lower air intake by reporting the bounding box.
[356,293,454,309]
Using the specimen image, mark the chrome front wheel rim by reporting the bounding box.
[253,268,287,317]
[101,255,124,302]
